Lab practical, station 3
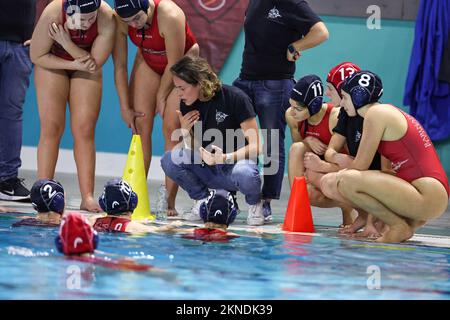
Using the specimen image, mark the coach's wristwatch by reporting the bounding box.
[224,153,234,164]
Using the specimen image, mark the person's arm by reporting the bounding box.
[350,108,386,171]
[84,4,116,69]
[49,5,115,70]
[328,107,341,136]
[324,133,349,166]
[286,107,327,154]
[176,109,200,150]
[112,16,145,133]
[30,1,89,70]
[227,117,262,162]
[288,21,328,61]
[125,221,182,233]
[380,156,395,175]
[112,16,130,114]
[49,23,92,60]
[285,108,302,143]
[292,21,329,52]
[155,2,187,115]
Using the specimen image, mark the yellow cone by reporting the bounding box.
[122,135,154,221]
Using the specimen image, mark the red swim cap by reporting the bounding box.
[56,212,98,255]
[327,62,361,95]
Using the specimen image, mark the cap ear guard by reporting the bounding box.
[200,190,239,227]
[199,190,216,222]
[306,80,324,116]
[41,183,65,214]
[128,191,138,212]
[31,180,65,214]
[342,71,383,109]
[349,86,370,110]
[98,179,138,215]
[55,233,98,254]
[290,75,324,116]
[99,192,107,213]
[49,192,65,214]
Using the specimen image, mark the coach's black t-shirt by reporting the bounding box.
[180,85,256,154]
[240,0,322,80]
[333,108,381,170]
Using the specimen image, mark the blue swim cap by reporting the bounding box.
[64,0,102,14]
[199,189,238,227]
[114,0,149,18]
[30,179,65,214]
[290,75,324,116]
[341,70,383,109]
[98,179,138,215]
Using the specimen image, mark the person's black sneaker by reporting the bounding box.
[0,177,31,201]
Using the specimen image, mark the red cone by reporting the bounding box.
[283,177,315,233]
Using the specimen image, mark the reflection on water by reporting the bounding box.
[0,214,449,299]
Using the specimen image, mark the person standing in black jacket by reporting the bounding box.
[233,0,328,222]
[0,0,41,202]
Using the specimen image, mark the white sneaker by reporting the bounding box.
[247,201,265,226]
[183,197,208,221]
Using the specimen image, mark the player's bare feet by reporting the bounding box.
[339,214,366,234]
[376,222,413,243]
[167,208,178,217]
[80,197,102,213]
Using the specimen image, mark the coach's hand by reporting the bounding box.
[176,110,199,134]
[200,146,224,166]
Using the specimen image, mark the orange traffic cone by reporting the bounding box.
[283,176,315,233]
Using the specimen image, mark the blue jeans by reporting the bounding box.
[232,78,294,200]
[0,41,32,181]
[161,148,262,205]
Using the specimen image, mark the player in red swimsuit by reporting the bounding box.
[320,71,449,243]
[297,62,361,227]
[30,0,116,212]
[286,75,357,225]
[113,0,200,217]
[56,211,161,273]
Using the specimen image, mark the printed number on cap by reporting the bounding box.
[340,67,356,80]
[312,83,322,97]
[43,184,57,199]
[358,74,372,87]
[120,181,132,196]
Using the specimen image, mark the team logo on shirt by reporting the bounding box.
[198,0,226,11]
[355,130,362,143]
[391,159,409,172]
[268,6,282,19]
[216,111,229,123]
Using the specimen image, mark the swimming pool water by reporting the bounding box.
[1,213,449,299]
